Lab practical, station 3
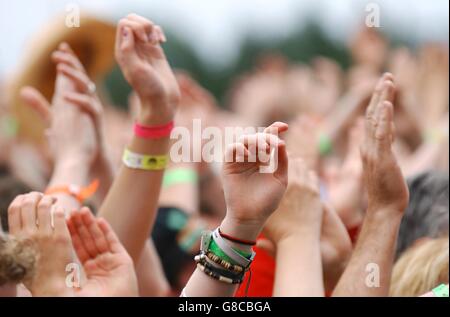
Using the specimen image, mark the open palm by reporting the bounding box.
[67,208,138,297]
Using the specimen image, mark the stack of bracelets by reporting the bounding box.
[194,228,256,287]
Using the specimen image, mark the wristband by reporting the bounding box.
[45,179,99,203]
[196,256,244,284]
[122,148,168,170]
[0,115,19,138]
[423,129,447,144]
[218,227,257,246]
[211,228,255,268]
[200,230,254,268]
[163,168,198,188]
[318,132,332,156]
[432,284,449,297]
[134,121,174,139]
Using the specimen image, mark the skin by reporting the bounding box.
[333,73,409,297]
[183,121,289,297]
[20,43,114,208]
[67,208,138,297]
[326,118,365,229]
[262,158,325,297]
[8,193,73,297]
[98,14,180,265]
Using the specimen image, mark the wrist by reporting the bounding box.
[366,204,405,219]
[220,215,264,245]
[30,279,73,297]
[50,158,90,187]
[137,100,177,126]
[273,224,321,246]
[276,232,319,254]
[365,206,403,226]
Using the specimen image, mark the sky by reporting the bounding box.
[0,0,448,76]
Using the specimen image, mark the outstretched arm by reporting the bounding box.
[97,14,180,263]
[333,73,409,296]
[183,122,289,297]
[262,159,325,297]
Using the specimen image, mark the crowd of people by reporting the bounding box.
[0,13,448,297]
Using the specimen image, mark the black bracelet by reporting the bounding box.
[195,255,244,284]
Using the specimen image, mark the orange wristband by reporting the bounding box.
[45,179,99,203]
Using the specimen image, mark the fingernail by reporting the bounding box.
[122,27,128,37]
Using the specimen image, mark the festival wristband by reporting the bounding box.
[423,129,448,144]
[200,230,253,268]
[134,121,174,139]
[45,179,99,203]
[432,284,449,297]
[122,148,168,171]
[163,168,198,188]
[0,115,19,138]
[211,228,255,268]
[318,132,332,156]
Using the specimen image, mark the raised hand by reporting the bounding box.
[115,14,180,125]
[333,73,409,297]
[7,193,74,296]
[220,122,289,242]
[21,42,114,205]
[258,158,324,296]
[360,73,409,214]
[262,158,322,243]
[326,118,365,228]
[67,208,138,297]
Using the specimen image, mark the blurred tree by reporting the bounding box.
[104,21,352,109]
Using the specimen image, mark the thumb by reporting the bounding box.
[20,86,51,127]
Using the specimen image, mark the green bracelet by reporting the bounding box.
[0,115,19,138]
[163,168,198,188]
[432,284,449,297]
[318,133,332,156]
[208,238,252,266]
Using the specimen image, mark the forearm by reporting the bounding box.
[136,240,171,297]
[333,209,403,296]
[98,135,169,262]
[273,232,324,297]
[90,154,115,207]
[47,158,90,211]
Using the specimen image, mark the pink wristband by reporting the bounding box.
[134,121,174,138]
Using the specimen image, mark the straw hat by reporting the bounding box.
[8,14,116,143]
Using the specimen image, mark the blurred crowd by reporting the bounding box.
[0,13,448,297]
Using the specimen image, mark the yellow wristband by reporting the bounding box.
[122,148,168,171]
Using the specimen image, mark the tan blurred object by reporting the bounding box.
[7,14,116,144]
[350,26,387,72]
[390,237,449,297]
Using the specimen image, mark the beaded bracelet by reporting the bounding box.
[206,251,244,273]
[195,257,244,284]
[196,230,255,292]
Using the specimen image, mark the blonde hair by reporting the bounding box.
[0,234,36,286]
[390,236,449,297]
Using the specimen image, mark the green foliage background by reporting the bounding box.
[104,21,410,110]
